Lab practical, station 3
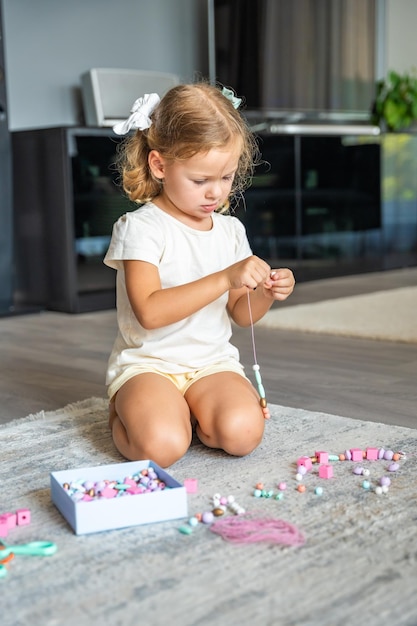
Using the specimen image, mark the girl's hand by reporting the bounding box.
[226,255,271,291]
[263,268,295,301]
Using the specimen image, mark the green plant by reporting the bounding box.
[371,69,417,131]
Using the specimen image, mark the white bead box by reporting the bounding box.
[50,460,188,535]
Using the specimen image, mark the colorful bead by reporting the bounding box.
[212,508,225,517]
[315,487,323,496]
[201,511,214,524]
[318,465,333,479]
[316,451,329,464]
[388,462,399,472]
[350,449,363,462]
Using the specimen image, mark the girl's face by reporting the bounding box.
[149,144,241,229]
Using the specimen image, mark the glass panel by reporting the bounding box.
[299,135,381,264]
[235,134,297,262]
[71,134,136,293]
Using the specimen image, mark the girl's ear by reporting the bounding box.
[148,150,165,180]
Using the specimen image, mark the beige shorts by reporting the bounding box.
[108,361,248,400]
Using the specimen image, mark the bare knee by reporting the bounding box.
[197,407,264,457]
[112,416,191,467]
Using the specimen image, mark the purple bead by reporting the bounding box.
[384,450,394,461]
[388,462,399,472]
[353,466,364,475]
[344,449,352,461]
[297,465,307,475]
[378,448,385,460]
[380,476,391,487]
[201,511,214,524]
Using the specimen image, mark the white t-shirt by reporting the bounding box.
[103,202,252,387]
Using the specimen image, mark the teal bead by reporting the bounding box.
[178,525,193,535]
[257,383,266,398]
[328,455,339,461]
[254,370,263,385]
[253,489,262,497]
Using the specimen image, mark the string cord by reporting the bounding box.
[247,289,258,365]
[246,289,267,407]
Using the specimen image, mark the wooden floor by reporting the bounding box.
[1,267,416,429]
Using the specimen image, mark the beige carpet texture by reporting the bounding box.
[257,286,417,343]
[1,398,416,626]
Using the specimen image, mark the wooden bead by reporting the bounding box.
[260,398,267,408]
[212,507,225,517]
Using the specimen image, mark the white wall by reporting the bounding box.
[2,0,208,130]
[385,0,417,74]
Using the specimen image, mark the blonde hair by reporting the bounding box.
[115,81,259,212]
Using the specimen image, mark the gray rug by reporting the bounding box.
[257,286,417,343]
[1,398,416,626]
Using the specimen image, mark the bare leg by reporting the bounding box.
[185,372,265,456]
[110,373,193,467]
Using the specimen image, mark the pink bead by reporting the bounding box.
[3,512,17,529]
[366,447,378,460]
[16,509,31,526]
[184,478,198,494]
[315,451,329,464]
[100,486,118,499]
[318,464,333,479]
[278,482,287,491]
[0,515,9,538]
[350,448,363,462]
[126,487,143,495]
[297,457,312,471]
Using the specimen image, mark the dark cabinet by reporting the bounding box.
[236,132,382,280]
[13,127,135,313]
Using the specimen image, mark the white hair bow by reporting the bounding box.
[113,93,161,135]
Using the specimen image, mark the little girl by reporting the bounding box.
[105,82,295,467]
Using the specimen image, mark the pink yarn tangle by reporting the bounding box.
[209,513,305,547]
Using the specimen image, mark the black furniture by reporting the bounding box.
[0,5,13,315]
[235,130,382,280]
[13,126,135,313]
[12,124,417,312]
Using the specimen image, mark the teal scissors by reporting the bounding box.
[0,541,57,578]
